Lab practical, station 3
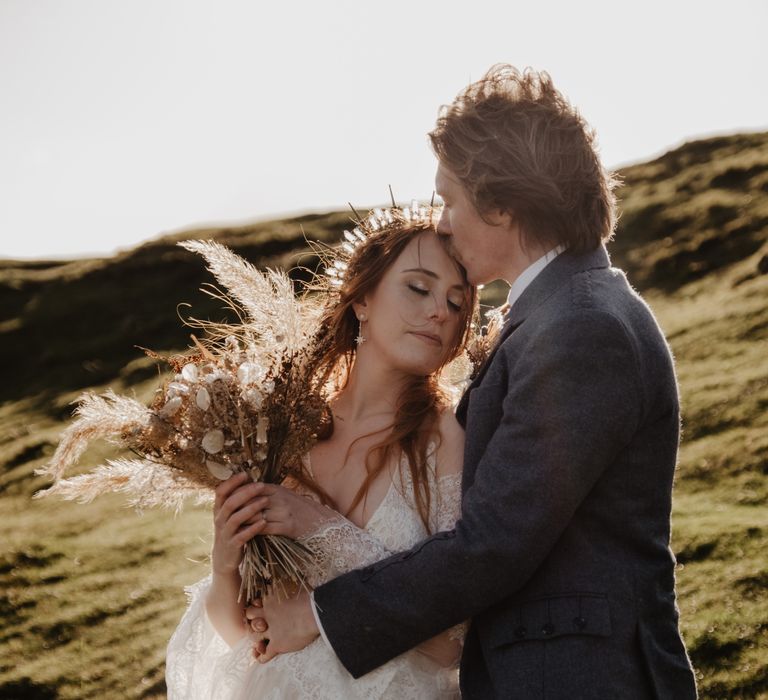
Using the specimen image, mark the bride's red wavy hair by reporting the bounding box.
[305,222,476,533]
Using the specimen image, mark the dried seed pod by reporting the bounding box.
[196,387,211,411]
[206,460,233,480]
[167,382,190,398]
[202,429,225,454]
[159,396,183,418]
[181,363,199,382]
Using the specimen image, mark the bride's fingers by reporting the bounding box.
[216,484,263,527]
[259,486,306,511]
[234,499,266,522]
[257,521,294,537]
[265,504,291,521]
[252,639,269,658]
[214,473,250,512]
[245,599,263,616]
[218,482,279,522]
[247,482,280,499]
[244,608,264,623]
[239,505,290,532]
[257,495,289,515]
[233,518,267,545]
[254,507,295,536]
[227,497,270,530]
[248,598,263,609]
[250,617,268,633]
[257,642,277,663]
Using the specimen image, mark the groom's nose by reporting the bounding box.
[436,209,452,236]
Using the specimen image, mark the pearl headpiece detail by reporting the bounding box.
[323,200,440,290]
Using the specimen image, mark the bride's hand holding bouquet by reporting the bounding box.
[205,473,330,648]
[211,474,270,576]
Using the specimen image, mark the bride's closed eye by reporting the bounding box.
[407,282,429,296]
[407,283,463,312]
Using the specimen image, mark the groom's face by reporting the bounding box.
[435,162,520,286]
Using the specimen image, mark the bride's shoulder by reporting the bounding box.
[433,408,464,479]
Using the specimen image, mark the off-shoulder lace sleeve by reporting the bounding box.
[298,514,393,588]
[431,472,462,533]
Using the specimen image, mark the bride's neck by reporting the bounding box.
[333,354,409,424]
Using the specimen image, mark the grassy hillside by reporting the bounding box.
[1,132,767,698]
[615,132,768,698]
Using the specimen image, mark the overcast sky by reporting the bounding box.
[2,0,767,259]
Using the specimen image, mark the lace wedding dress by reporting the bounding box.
[166,448,463,699]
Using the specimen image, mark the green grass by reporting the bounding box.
[646,250,768,699]
[1,132,766,698]
[0,373,213,699]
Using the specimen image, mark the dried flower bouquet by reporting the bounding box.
[36,239,333,600]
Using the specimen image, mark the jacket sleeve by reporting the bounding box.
[313,308,644,678]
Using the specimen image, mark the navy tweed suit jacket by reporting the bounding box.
[314,246,698,699]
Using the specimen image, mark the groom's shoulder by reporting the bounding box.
[525,264,638,335]
[534,261,675,387]
[567,257,640,308]
[502,261,670,371]
[547,259,663,340]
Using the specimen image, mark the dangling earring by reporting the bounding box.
[356,313,367,345]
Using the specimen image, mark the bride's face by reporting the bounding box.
[353,231,468,376]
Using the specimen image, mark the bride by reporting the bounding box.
[165,206,478,698]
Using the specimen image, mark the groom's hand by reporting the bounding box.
[247,588,319,663]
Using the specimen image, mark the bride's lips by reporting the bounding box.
[409,331,442,347]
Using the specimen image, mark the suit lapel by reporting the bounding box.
[455,319,519,423]
[455,245,611,426]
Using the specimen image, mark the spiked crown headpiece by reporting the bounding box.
[323,200,441,290]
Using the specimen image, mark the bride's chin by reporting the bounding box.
[394,357,442,377]
[373,346,443,377]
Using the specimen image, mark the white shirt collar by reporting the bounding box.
[506,245,565,310]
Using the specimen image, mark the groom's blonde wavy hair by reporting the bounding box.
[429,64,619,253]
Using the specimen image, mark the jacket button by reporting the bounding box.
[574,616,587,630]
[514,626,527,639]
[541,623,555,636]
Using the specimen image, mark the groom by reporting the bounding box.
[254,65,698,698]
